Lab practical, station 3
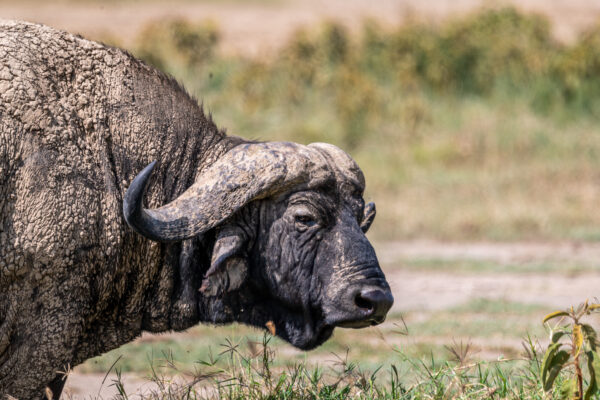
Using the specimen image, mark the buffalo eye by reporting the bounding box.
[294,208,318,231]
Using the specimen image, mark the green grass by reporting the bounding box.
[406,311,544,339]
[89,329,596,399]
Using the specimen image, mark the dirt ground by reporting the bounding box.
[60,240,600,398]
[1,0,600,56]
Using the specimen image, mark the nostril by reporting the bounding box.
[354,293,374,312]
[357,289,394,318]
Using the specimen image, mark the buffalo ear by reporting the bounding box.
[360,202,376,233]
[199,227,249,297]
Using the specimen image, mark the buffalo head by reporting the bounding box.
[124,142,393,349]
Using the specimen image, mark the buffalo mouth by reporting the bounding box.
[271,303,336,351]
[253,298,386,350]
[334,315,386,329]
[324,307,387,330]
[277,299,388,349]
[238,284,392,350]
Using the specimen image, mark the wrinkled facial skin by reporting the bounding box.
[226,187,393,350]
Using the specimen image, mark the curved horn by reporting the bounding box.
[123,142,332,242]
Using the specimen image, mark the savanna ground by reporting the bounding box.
[3,0,600,398]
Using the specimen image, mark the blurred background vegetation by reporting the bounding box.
[118,6,600,242]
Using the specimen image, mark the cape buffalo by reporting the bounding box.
[0,20,393,399]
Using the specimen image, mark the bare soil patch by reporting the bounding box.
[390,269,598,312]
[381,240,600,311]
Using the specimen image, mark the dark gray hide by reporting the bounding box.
[0,20,393,399]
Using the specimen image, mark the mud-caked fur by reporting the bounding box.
[0,20,393,399]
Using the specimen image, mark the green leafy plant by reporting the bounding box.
[541,301,600,399]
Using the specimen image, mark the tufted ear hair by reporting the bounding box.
[360,202,376,233]
[199,225,249,297]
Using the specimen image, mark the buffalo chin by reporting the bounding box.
[261,305,335,351]
[280,319,335,351]
[275,298,336,350]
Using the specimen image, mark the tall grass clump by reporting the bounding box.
[135,18,220,74]
[358,8,555,94]
[131,7,600,146]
